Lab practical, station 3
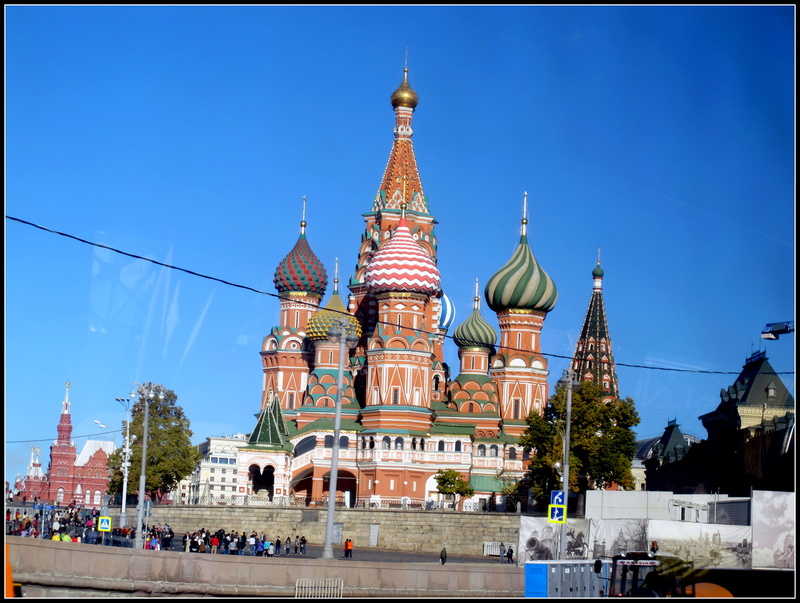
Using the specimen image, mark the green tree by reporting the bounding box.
[107,382,201,503]
[433,468,475,510]
[518,381,640,510]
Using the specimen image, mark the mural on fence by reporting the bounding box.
[587,518,649,559]
[648,519,751,569]
[751,490,795,569]
[519,516,590,562]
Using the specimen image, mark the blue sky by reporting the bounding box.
[5,5,795,485]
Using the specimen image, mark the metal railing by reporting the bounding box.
[295,578,343,598]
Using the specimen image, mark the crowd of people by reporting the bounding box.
[7,508,314,557]
[178,529,309,556]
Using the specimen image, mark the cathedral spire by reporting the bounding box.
[573,258,619,399]
[376,66,427,215]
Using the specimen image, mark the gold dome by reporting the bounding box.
[390,68,418,109]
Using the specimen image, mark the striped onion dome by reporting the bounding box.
[273,232,328,296]
[438,291,456,331]
[484,201,557,313]
[454,282,497,349]
[364,215,441,296]
[306,272,362,341]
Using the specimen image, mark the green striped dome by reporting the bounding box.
[306,280,362,341]
[484,233,557,313]
[453,306,497,350]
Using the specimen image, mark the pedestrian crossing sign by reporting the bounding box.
[548,504,567,524]
[98,516,112,532]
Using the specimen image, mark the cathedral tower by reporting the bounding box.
[261,199,328,412]
[485,194,557,434]
[572,255,620,400]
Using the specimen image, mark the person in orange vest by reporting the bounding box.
[344,538,354,559]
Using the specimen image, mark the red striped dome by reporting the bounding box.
[364,217,440,296]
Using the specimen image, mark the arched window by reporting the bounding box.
[84,491,91,505]
[361,436,367,449]
[382,436,391,450]
[468,403,474,413]
[438,440,445,452]
[339,436,349,449]
[324,435,334,448]
[288,393,295,409]
[477,445,486,457]
[489,445,499,457]
[513,399,521,419]
[394,437,404,450]
[93,490,101,505]
[294,436,317,456]
[455,441,462,452]
[509,447,517,460]
[369,436,375,450]
[433,375,440,391]
[411,438,417,450]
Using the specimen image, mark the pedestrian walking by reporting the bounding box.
[300,535,307,555]
[499,542,506,562]
[440,546,447,565]
[506,545,514,564]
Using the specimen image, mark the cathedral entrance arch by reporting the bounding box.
[324,469,358,508]
[249,464,275,500]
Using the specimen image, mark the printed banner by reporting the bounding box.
[588,519,649,559]
[751,490,795,569]
[648,519,751,569]
[519,516,590,562]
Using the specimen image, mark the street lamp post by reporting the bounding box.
[321,319,359,560]
[558,368,577,559]
[132,384,164,550]
[115,397,133,530]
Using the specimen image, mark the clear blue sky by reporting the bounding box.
[5,5,795,485]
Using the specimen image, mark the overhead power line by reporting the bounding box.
[7,215,792,377]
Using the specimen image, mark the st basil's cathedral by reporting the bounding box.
[234,68,617,508]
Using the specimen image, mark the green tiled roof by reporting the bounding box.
[470,474,508,493]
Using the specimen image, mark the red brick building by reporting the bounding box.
[20,382,115,508]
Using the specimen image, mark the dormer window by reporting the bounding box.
[766,381,776,398]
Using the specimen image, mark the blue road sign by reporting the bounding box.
[98,516,112,532]
[550,490,565,506]
[548,504,567,524]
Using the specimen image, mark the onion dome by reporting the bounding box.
[390,67,418,109]
[273,200,328,296]
[454,280,497,349]
[485,193,557,313]
[306,261,362,341]
[439,291,456,331]
[593,262,604,279]
[364,213,440,296]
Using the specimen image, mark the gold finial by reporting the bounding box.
[300,196,307,234]
[473,278,481,309]
[390,65,418,109]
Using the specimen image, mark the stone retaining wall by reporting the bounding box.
[8,536,525,598]
[126,506,521,557]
